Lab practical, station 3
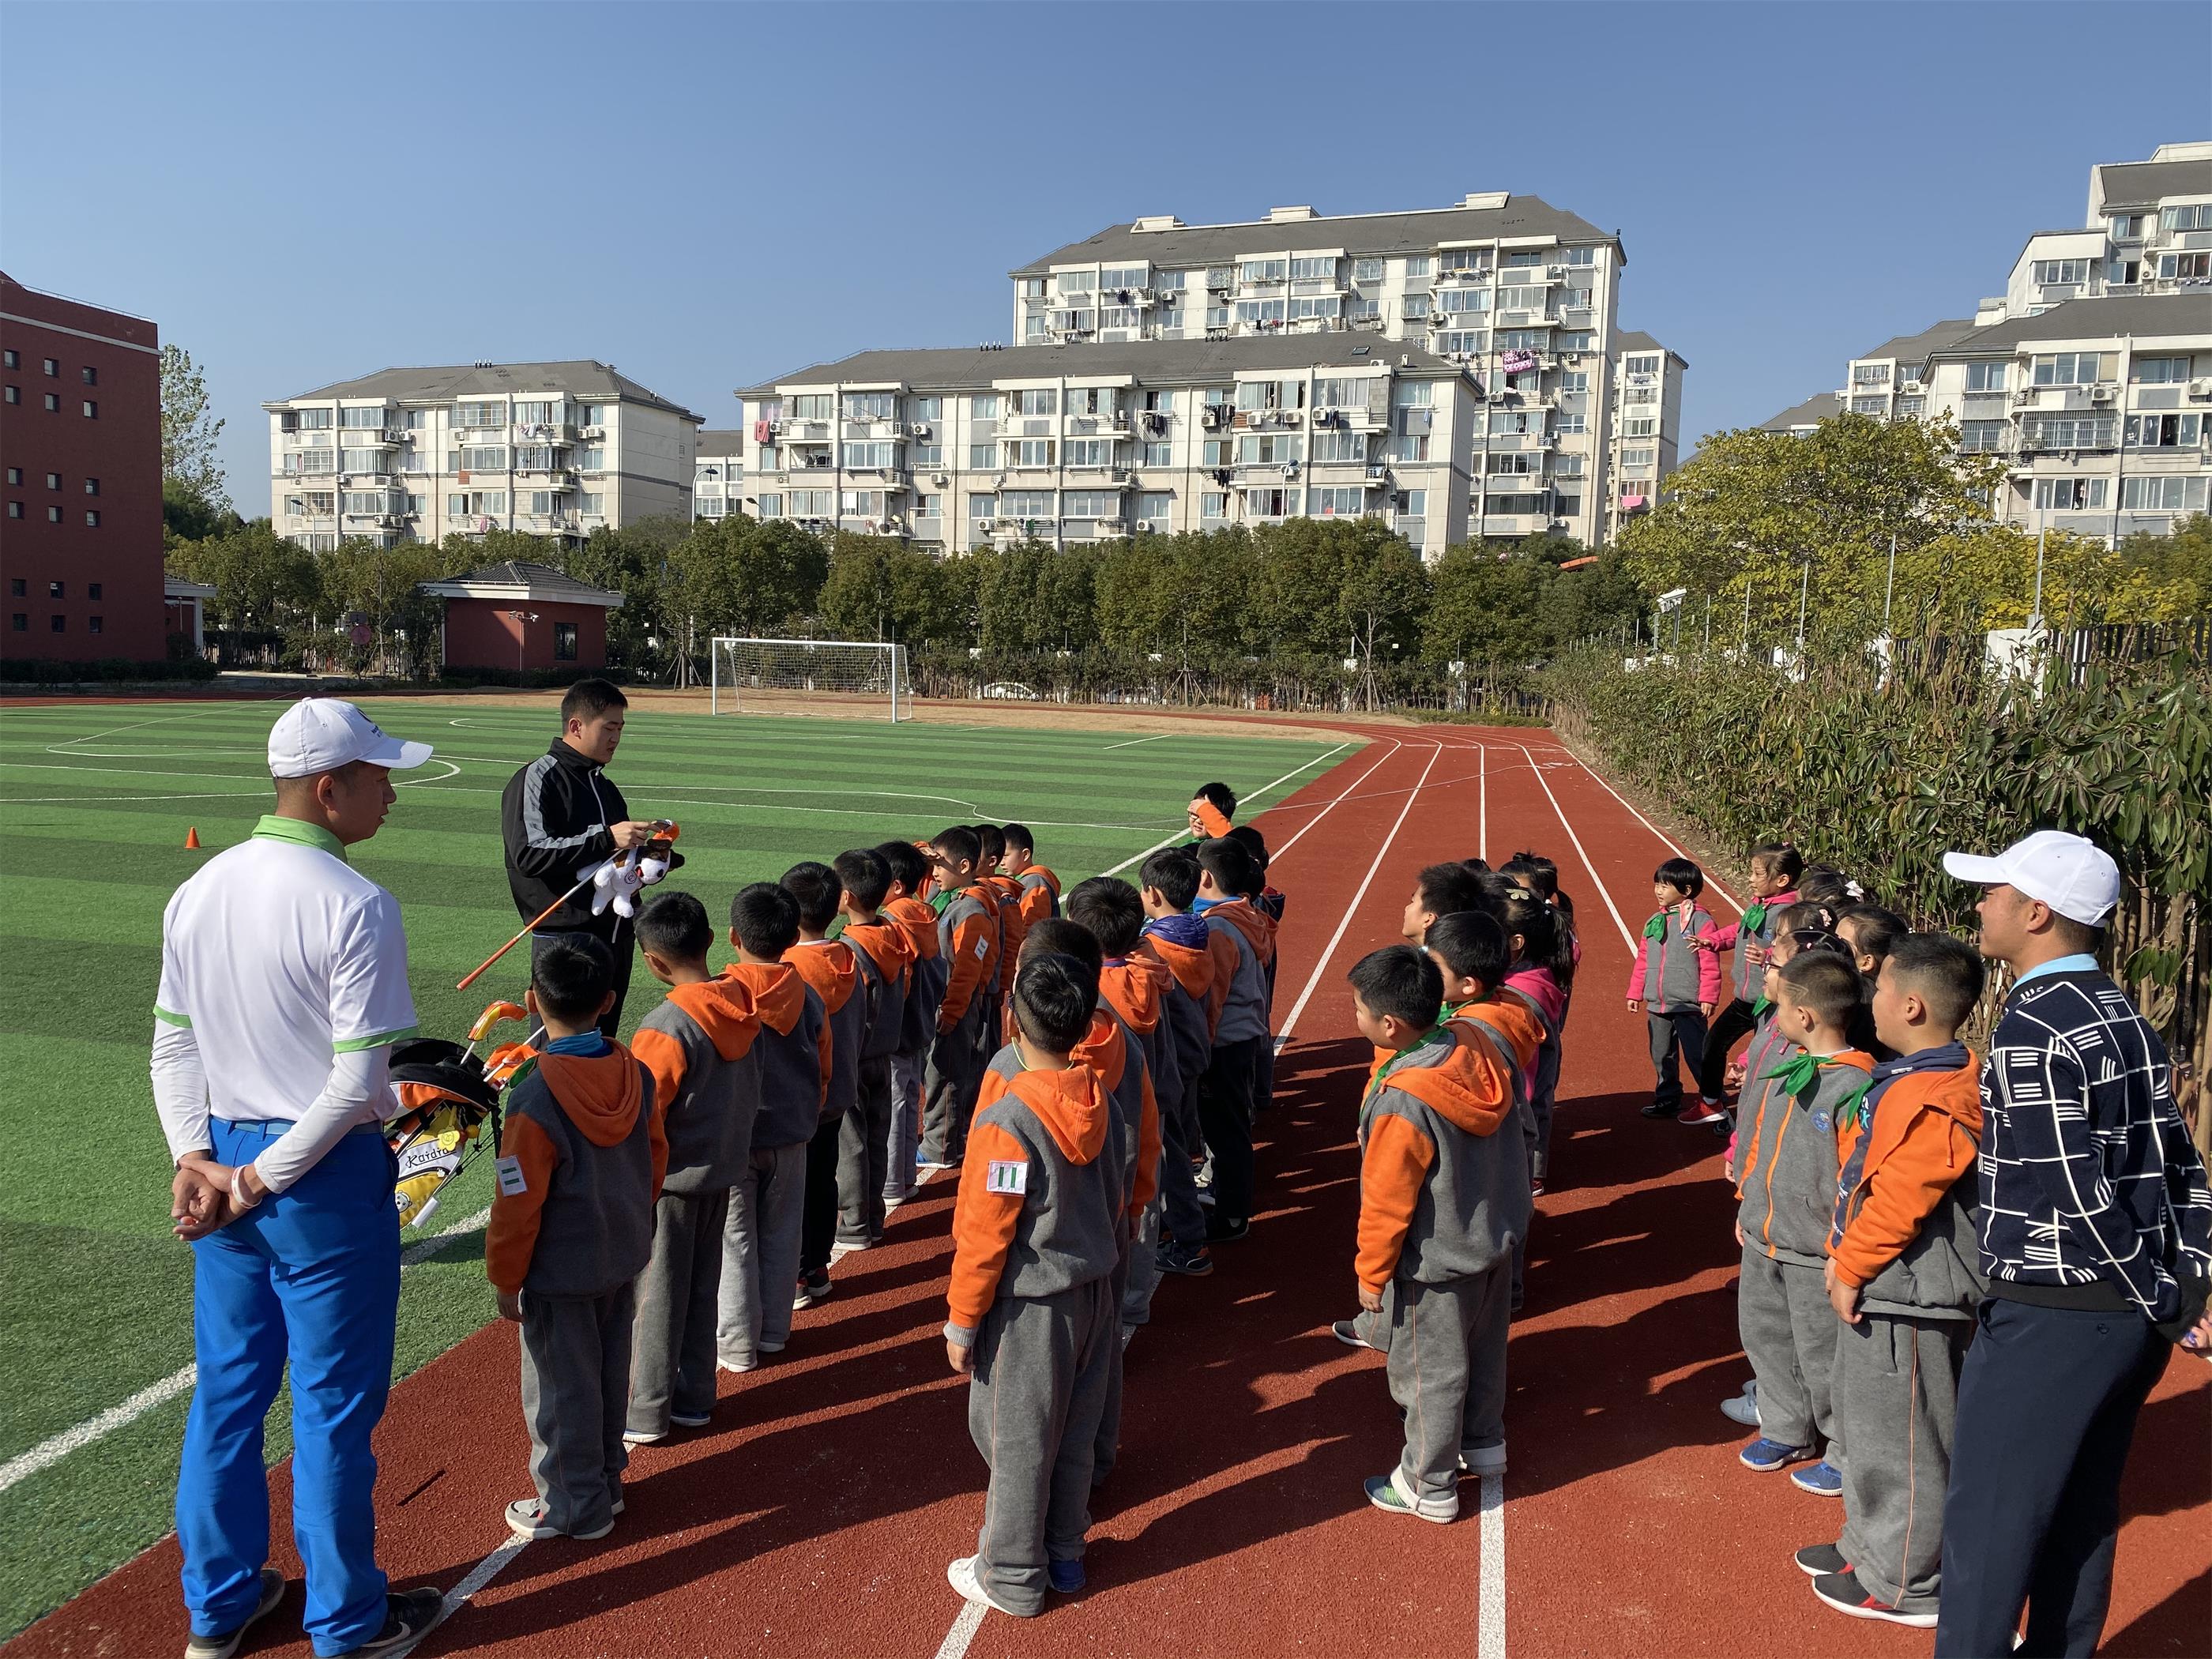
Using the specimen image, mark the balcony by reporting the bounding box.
[1068,412,1129,433]
[521,513,581,535]
[513,422,577,445]
[1065,465,1130,484]
[776,419,832,442]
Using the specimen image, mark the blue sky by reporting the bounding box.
[3,2,2203,514]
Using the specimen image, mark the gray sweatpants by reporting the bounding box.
[886,1048,923,1202]
[920,1006,983,1165]
[1529,1040,1560,1181]
[1649,1008,1706,1109]
[1386,1262,1513,1505]
[1737,1245,1838,1454]
[1093,1233,1134,1484]
[839,1054,893,1244]
[1834,1311,1969,1615]
[1122,1197,1163,1326]
[519,1283,634,1535]
[968,1277,1115,1618]
[1157,1100,1208,1246]
[718,1142,807,1364]
[628,1190,728,1437]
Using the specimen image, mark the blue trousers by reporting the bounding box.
[179,1122,400,1656]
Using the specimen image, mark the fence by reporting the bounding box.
[902,649,1545,718]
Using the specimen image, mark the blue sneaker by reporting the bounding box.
[1791,1458,1844,1495]
[1739,1435,1815,1472]
[1048,1556,1086,1594]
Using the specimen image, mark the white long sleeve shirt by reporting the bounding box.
[151,814,416,1194]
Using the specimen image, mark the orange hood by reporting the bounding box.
[722,961,807,1035]
[784,939,859,1014]
[1139,934,1213,1002]
[883,894,941,960]
[844,917,916,984]
[1099,957,1168,1036]
[536,1045,645,1147]
[1005,1063,1110,1164]
[664,975,760,1061]
[1375,1030,1514,1137]
[1073,1006,1127,1093]
[1206,897,1277,969]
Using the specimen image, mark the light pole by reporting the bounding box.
[1882,532,1897,638]
[1794,559,1811,663]
[509,609,539,673]
[2030,526,2046,630]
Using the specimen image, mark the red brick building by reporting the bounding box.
[418,560,623,672]
[1,273,166,663]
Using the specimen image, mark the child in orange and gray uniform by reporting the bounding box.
[943,952,1126,1618]
[1136,849,1217,1279]
[782,861,863,1311]
[624,893,761,1446]
[1736,950,1873,1494]
[1192,837,1276,1244]
[487,935,664,1541]
[920,826,1001,1171]
[875,839,944,1200]
[833,848,915,1251]
[1800,933,1986,1629]
[716,885,829,1372]
[1225,823,1283,1114]
[974,825,1024,1039]
[999,822,1061,929]
[1348,945,1526,1523]
[1628,857,1723,1121]
[1185,780,1236,842]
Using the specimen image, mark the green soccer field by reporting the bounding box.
[0,694,1351,1637]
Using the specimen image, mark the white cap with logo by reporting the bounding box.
[1941,830,2120,926]
[268,698,434,778]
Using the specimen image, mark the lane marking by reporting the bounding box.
[1514,743,1634,954]
[1478,742,1487,863]
[1273,741,1443,1053]
[0,1206,491,1497]
[388,1534,530,1659]
[1528,740,1742,916]
[1480,1470,1506,1659]
[932,1601,987,1659]
[1100,732,1172,750]
[1266,739,1404,863]
[1097,741,1350,878]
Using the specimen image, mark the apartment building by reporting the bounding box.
[1755,392,1843,436]
[734,333,1551,559]
[264,361,702,551]
[991,194,1676,550]
[1605,330,1687,538]
[694,428,745,519]
[1,272,167,663]
[1836,319,1984,423]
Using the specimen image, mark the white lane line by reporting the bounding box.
[1478,743,1488,863]
[0,1206,491,1498]
[388,1534,531,1659]
[1273,741,1443,1053]
[1097,740,1350,878]
[1527,740,1742,916]
[1479,1470,1506,1659]
[1100,732,1172,750]
[1266,739,1403,863]
[1514,743,1634,954]
[932,1600,988,1659]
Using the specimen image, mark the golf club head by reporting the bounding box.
[470,999,529,1041]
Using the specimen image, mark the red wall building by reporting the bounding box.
[419,561,623,672]
[0,273,167,663]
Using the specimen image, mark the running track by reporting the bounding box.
[12,728,2207,1659]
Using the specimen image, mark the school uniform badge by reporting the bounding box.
[985,1159,1029,1195]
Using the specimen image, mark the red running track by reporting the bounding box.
[11,729,2206,1659]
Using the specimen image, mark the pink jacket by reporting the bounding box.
[1702,888,1799,953]
[1626,901,1723,1011]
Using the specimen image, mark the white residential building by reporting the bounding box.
[264,361,702,551]
[1606,330,1687,538]
[735,334,1536,559]
[1836,319,1984,423]
[694,428,744,519]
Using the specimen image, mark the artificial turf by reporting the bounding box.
[0,695,1352,1638]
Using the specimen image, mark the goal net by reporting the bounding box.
[709,637,912,720]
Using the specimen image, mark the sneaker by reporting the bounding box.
[1792,1459,1845,1496]
[1811,1571,1939,1628]
[1795,1544,1849,1578]
[333,1587,446,1657]
[621,1428,664,1446]
[1364,1467,1458,1525]
[182,1567,286,1659]
[1048,1556,1086,1594]
[1204,1213,1250,1244]
[1639,1098,1682,1119]
[1331,1319,1379,1352]
[792,1269,833,1311]
[670,1410,712,1429]
[1740,1436,1816,1473]
[1528,1179,1546,1198]
[946,1554,1028,1618]
[1156,1240,1215,1277]
[506,1497,614,1541]
[758,1336,787,1354]
[917,1153,954,1173]
[1680,1100,1729,1127]
[830,1238,866,1261]
[718,1355,758,1375]
[1458,1442,1507,1476]
[1720,1391,1762,1427]
[1194,1186,1217,1208]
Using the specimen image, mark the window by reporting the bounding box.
[84,510,100,527]
[86,582,101,600]
[2032,352,2116,386]
[1852,395,1887,414]
[1389,435,1430,462]
[791,393,834,419]
[338,405,386,428]
[81,366,96,386]
[2121,476,2211,512]
[406,495,427,514]
[2111,213,2147,240]
[788,490,832,517]
[1003,490,1054,520]
[842,442,898,468]
[0,350,13,367]
[1401,489,1428,517]
[1056,270,1097,294]
[1553,453,1585,476]
[444,490,508,516]
[840,491,884,517]
[1394,381,1433,407]
[575,446,607,471]
[49,581,64,598]
[1554,411,1587,434]
[553,622,577,661]
[842,392,895,419]
[1436,287,1491,314]
[910,396,943,420]
[1310,487,1366,515]
[970,393,1000,419]
[42,358,58,376]
[1345,297,1380,321]
[1435,331,1488,354]
[1622,446,1657,468]
[2157,203,2212,232]
[51,615,65,634]
[1404,255,1431,277]
[45,472,59,489]
[88,615,102,635]
[1488,409,1533,434]
[1559,371,1589,393]
[911,443,943,468]
[1059,438,1112,467]
[1497,285,1548,312]
[1236,434,1302,465]
[2131,356,2192,383]
[5,502,18,519]
[1201,492,1228,519]
[1063,491,1121,519]
[2021,414,2116,450]
[1288,256,1336,282]
[44,393,59,412]
[1965,361,2007,392]
[9,615,21,632]
[2,468,13,484]
[1286,295,1340,321]
[2033,477,2108,510]
[461,446,509,471]
[1439,248,1489,274]
[1011,389,1057,416]
[1563,246,1596,267]
[1236,378,1304,412]
[47,506,61,523]
[1202,438,1234,467]
[1898,397,1926,416]
[1401,295,1431,319]
[1240,258,1288,283]
[84,477,99,495]
[1066,386,1116,416]
[1853,363,1891,385]
[1488,453,1539,476]
[1556,331,1595,353]
[1142,441,1172,468]
[577,494,602,515]
[1352,257,1384,284]
[511,446,559,470]
[1623,416,1657,437]
[2032,259,2090,286]
[1496,329,1549,352]
[1311,431,1368,461]
[1099,265,1149,292]
[1236,298,1287,325]
[2126,412,2202,448]
[966,494,996,521]
[527,491,563,515]
[453,400,504,428]
[755,493,783,518]
[5,388,17,404]
[340,448,385,474]
[1243,487,1298,517]
[968,443,998,470]
[1006,439,1055,468]
[1138,491,1172,521]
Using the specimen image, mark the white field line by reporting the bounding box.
[1479,743,1488,863]
[1266,739,1404,863]
[1100,732,1172,750]
[386,1534,531,1659]
[1514,743,1635,955]
[0,1206,491,1498]
[1479,1469,1507,1659]
[1525,739,1743,916]
[1097,741,1350,878]
[1273,741,1444,1054]
[931,1601,988,1659]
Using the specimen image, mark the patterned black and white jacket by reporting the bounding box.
[1977,965,2212,1342]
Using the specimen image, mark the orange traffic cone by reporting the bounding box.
[185,826,201,849]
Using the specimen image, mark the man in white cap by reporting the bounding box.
[152,699,444,1659]
[1932,830,2212,1659]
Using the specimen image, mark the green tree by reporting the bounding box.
[1253,517,1428,665]
[562,516,691,672]
[321,539,469,679]
[663,517,829,651]
[820,533,963,644]
[165,521,321,662]
[160,344,229,524]
[2116,513,2212,619]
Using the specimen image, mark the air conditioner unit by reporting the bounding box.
[933,472,950,487]
[2089,385,2116,403]
[1565,353,1583,365]
[1902,379,1924,394]
[1547,265,1566,280]
[582,424,606,440]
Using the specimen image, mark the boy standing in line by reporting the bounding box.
[834,848,915,1251]
[624,893,761,1446]
[875,840,945,1202]
[920,827,1000,1172]
[944,953,1125,1618]
[1628,858,1723,1121]
[487,937,664,1540]
[1001,822,1062,928]
[1192,837,1275,1244]
[1186,781,1236,841]
[781,862,863,1311]
[1138,850,1217,1278]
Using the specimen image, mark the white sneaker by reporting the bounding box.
[1458,1441,1507,1476]
[620,1428,663,1446]
[946,1554,1025,1616]
[717,1355,758,1375]
[1720,1391,1761,1427]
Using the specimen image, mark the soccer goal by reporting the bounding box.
[709,637,912,720]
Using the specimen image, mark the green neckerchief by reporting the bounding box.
[1642,912,1669,941]
[1741,900,1769,933]
[929,889,954,916]
[1760,1051,1873,1130]
[1363,1024,1451,1112]
[1751,994,1774,1021]
[252,814,347,863]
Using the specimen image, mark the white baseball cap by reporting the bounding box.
[1942,830,2120,926]
[268,698,434,778]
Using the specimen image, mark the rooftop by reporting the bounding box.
[419,560,626,608]
[695,428,746,457]
[1615,328,1687,367]
[1929,292,2212,355]
[739,333,1470,397]
[271,359,702,420]
[1852,318,1981,369]
[1755,392,1842,433]
[2095,154,2212,209]
[1009,194,1618,277]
